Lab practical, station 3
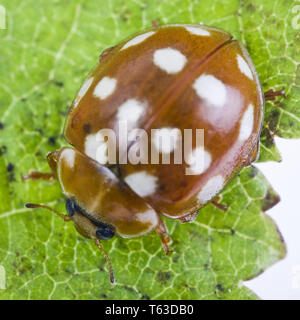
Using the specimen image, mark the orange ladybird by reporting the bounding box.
[24,24,284,283]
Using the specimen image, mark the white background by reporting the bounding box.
[245,137,300,300]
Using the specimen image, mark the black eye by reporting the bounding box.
[66,198,76,216]
[96,224,115,240]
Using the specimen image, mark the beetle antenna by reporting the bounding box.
[25,203,71,221]
[95,238,115,284]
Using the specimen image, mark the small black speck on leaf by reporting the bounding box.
[172,255,180,263]
[268,109,280,132]
[203,263,210,269]
[35,128,44,135]
[141,294,150,300]
[246,3,256,12]
[216,283,225,292]
[48,137,56,146]
[0,145,7,156]
[157,271,171,283]
[7,163,14,172]
[123,285,136,294]
[120,9,131,22]
[0,123,4,130]
[260,128,275,148]
[64,268,73,275]
[7,167,16,182]
[54,80,64,87]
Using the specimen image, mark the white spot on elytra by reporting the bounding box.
[119,209,158,237]
[61,148,75,168]
[197,175,225,203]
[73,77,94,108]
[186,148,212,175]
[185,26,210,36]
[93,77,117,100]
[121,31,155,50]
[85,131,108,164]
[153,127,181,154]
[238,104,254,142]
[136,209,158,227]
[237,55,253,80]
[153,48,187,74]
[116,99,145,127]
[124,171,158,197]
[193,74,227,108]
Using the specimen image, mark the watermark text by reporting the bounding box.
[88,122,206,175]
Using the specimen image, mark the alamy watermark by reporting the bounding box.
[0,5,6,29]
[88,122,206,175]
[0,265,5,289]
[292,4,300,30]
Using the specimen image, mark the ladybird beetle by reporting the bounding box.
[23,24,285,283]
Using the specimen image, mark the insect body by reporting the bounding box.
[24,24,283,283]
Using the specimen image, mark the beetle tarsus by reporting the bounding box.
[94,238,115,284]
[264,88,286,101]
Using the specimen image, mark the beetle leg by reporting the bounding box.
[22,150,59,181]
[178,210,199,223]
[211,196,228,212]
[155,214,173,254]
[25,203,72,221]
[22,171,56,181]
[264,88,286,101]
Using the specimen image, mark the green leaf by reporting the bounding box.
[1,0,296,299]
